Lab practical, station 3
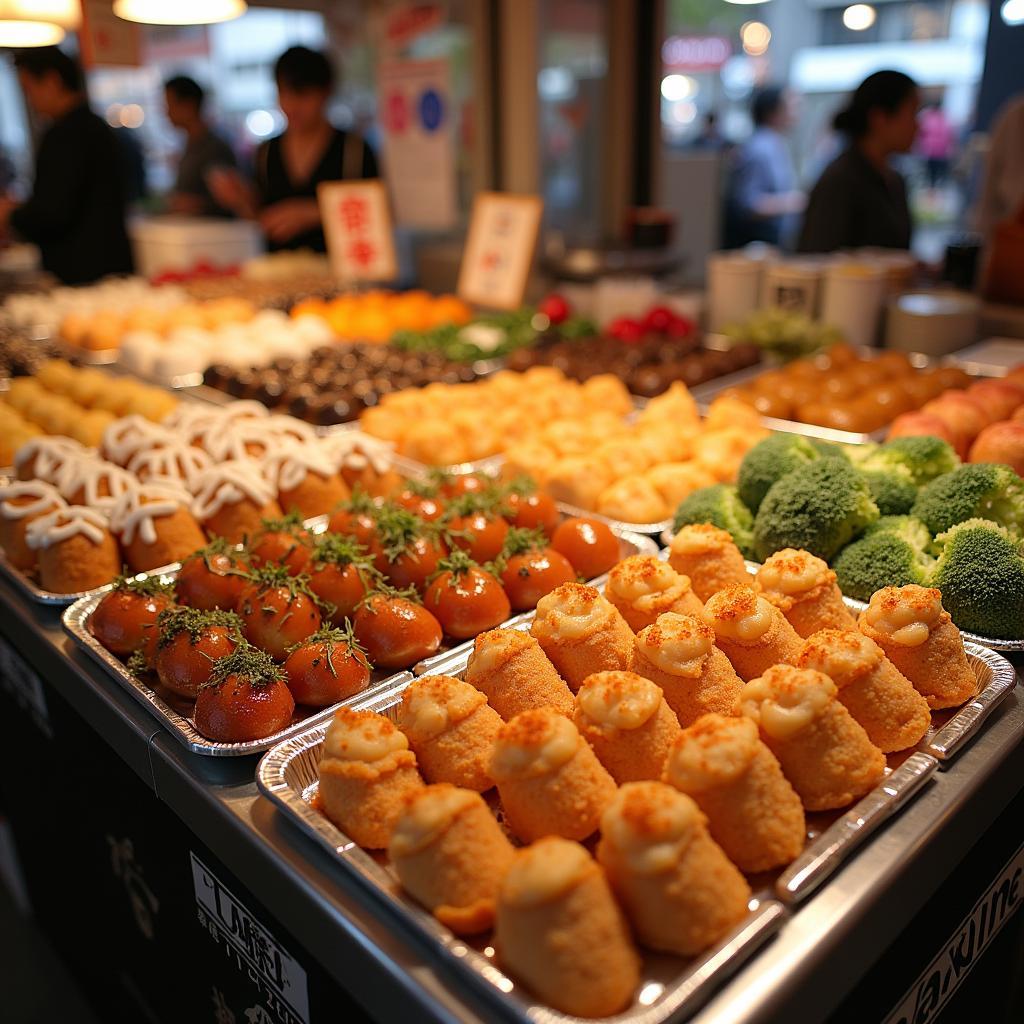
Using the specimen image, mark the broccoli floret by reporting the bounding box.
[737,434,822,512]
[808,438,852,461]
[673,484,755,558]
[753,459,879,562]
[832,532,935,602]
[859,467,918,516]
[931,518,1024,639]
[860,435,960,486]
[911,463,1024,536]
[864,515,933,551]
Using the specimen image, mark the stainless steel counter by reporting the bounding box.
[1,568,1021,1024]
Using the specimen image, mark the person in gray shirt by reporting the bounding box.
[164,75,237,217]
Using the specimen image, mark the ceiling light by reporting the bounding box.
[1001,0,1024,25]
[661,74,696,102]
[741,21,772,56]
[723,0,770,6]
[0,0,79,47]
[113,0,247,26]
[843,4,877,30]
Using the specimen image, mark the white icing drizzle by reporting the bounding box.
[13,437,87,483]
[264,441,338,493]
[58,457,134,510]
[26,505,109,550]
[109,481,194,546]
[319,431,394,474]
[0,480,66,521]
[128,442,212,492]
[101,415,176,465]
[192,460,276,521]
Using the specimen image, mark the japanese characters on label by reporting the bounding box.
[318,181,397,284]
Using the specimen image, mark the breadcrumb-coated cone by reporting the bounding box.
[495,838,640,1018]
[668,523,750,602]
[797,629,931,752]
[664,714,805,873]
[703,585,803,681]
[605,555,704,633]
[465,629,574,719]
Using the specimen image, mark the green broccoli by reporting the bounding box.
[859,435,960,486]
[832,531,935,602]
[808,438,852,461]
[737,434,822,512]
[673,484,755,558]
[753,459,879,562]
[859,467,918,516]
[864,515,933,551]
[931,518,1024,639]
[911,463,1024,536]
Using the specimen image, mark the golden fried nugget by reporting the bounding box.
[573,671,681,783]
[702,585,803,681]
[530,582,634,691]
[633,613,743,725]
[495,837,641,1018]
[741,664,886,811]
[668,523,751,602]
[756,548,857,638]
[859,585,977,710]
[397,675,503,792]
[797,629,931,752]
[605,555,704,633]
[389,784,515,934]
[597,782,751,956]
[465,628,574,719]
[664,713,805,872]
[318,709,425,849]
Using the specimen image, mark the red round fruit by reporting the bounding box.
[394,487,445,521]
[436,472,487,499]
[504,489,559,536]
[91,580,174,660]
[153,608,241,698]
[194,648,295,742]
[608,317,644,344]
[247,519,314,575]
[424,557,511,639]
[368,505,445,592]
[666,314,695,339]
[176,542,249,611]
[283,628,372,706]
[551,517,620,579]
[352,592,442,669]
[328,492,380,547]
[500,548,577,611]
[236,569,323,661]
[538,293,571,325]
[642,305,675,334]
[446,510,509,563]
[307,534,378,623]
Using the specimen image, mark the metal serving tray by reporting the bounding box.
[660,527,1024,655]
[257,688,788,1024]
[62,569,415,757]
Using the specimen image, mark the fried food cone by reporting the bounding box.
[605,555,704,633]
[668,524,750,602]
[756,548,857,638]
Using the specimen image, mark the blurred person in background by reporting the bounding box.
[691,111,726,152]
[975,94,1024,240]
[724,87,805,248]
[0,47,132,284]
[210,46,378,251]
[917,99,954,189]
[165,75,237,217]
[799,70,920,253]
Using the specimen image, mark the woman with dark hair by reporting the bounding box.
[798,70,920,253]
[724,86,805,248]
[210,46,378,251]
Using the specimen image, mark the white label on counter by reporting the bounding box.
[191,852,310,1024]
[0,634,51,737]
[884,841,1024,1024]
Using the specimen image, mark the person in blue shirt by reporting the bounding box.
[725,87,805,248]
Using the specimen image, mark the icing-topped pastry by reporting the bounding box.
[100,415,176,467]
[862,585,943,647]
[491,709,580,780]
[703,586,775,642]
[127,442,212,491]
[606,555,702,631]
[109,480,194,546]
[322,708,411,766]
[192,460,276,521]
[58,457,134,509]
[0,480,66,522]
[398,676,488,744]
[741,666,835,740]
[756,549,830,606]
[14,436,86,483]
[634,612,714,677]
[25,504,108,549]
[533,582,615,641]
[263,441,339,493]
[319,431,395,474]
[576,671,662,733]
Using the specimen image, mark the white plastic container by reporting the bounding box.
[761,260,826,318]
[707,251,766,331]
[129,216,263,278]
[821,262,888,348]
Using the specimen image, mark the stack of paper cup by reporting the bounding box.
[707,251,766,332]
[761,260,826,318]
[821,262,888,348]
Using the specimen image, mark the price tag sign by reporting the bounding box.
[317,180,398,284]
[80,0,142,68]
[457,192,543,311]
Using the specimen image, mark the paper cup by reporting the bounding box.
[821,263,887,348]
[707,252,765,332]
[761,261,825,318]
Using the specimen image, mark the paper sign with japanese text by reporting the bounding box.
[457,193,543,310]
[317,180,398,284]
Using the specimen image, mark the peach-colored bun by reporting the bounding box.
[886,412,957,447]
[967,380,1024,421]
[922,393,990,446]
[968,422,1024,477]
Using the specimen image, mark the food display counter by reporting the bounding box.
[1,566,1021,1024]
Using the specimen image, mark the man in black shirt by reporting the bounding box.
[0,47,133,285]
